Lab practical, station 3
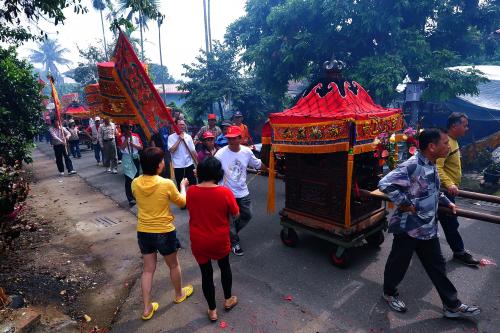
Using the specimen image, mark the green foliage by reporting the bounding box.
[180,41,280,130]
[0,47,43,166]
[349,55,406,105]
[66,43,109,86]
[148,64,176,84]
[0,0,87,43]
[227,0,499,105]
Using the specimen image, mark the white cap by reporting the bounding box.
[94,116,101,121]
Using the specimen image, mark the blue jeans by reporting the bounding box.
[69,140,81,158]
[438,195,464,253]
[92,143,102,163]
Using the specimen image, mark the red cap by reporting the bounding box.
[225,126,242,138]
[208,113,217,120]
[202,131,215,139]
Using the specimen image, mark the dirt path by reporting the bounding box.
[0,148,142,332]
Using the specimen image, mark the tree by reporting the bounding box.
[116,0,161,61]
[226,0,497,104]
[92,0,110,58]
[148,64,176,84]
[0,0,87,44]
[0,47,43,165]
[179,41,278,130]
[66,43,109,86]
[29,38,71,83]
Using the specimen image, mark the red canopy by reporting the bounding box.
[268,80,403,151]
[270,81,400,124]
[64,103,89,118]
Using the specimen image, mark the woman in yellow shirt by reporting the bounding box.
[132,147,194,320]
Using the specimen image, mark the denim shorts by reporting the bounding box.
[137,230,181,256]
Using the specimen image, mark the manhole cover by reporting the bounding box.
[95,216,121,227]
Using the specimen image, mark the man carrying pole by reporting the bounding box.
[378,128,480,318]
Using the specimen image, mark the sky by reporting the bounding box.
[16,0,247,80]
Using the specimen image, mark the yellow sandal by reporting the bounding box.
[173,285,194,304]
[141,302,159,320]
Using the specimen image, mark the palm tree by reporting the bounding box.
[29,38,71,82]
[116,0,161,61]
[92,0,109,59]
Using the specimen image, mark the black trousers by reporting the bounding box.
[174,164,197,189]
[124,158,141,203]
[384,233,461,309]
[198,255,232,310]
[53,144,73,173]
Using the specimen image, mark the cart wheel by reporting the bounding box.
[280,228,298,247]
[330,247,349,268]
[366,230,385,248]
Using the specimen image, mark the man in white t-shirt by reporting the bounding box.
[168,119,197,188]
[215,126,266,256]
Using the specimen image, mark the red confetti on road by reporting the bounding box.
[479,258,497,266]
[219,321,228,329]
[284,295,293,301]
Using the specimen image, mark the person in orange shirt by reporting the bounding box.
[232,111,252,146]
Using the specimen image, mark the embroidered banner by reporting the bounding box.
[48,75,62,124]
[113,30,179,139]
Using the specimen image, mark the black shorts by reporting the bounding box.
[137,231,181,256]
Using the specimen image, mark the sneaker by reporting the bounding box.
[69,170,77,175]
[382,293,407,313]
[231,244,244,256]
[107,168,112,173]
[118,160,122,164]
[443,303,480,318]
[97,162,102,166]
[112,168,118,174]
[128,200,136,207]
[453,251,480,266]
[59,172,65,177]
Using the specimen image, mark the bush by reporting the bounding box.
[0,47,44,165]
[0,159,29,217]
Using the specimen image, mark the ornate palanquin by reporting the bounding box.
[266,77,403,235]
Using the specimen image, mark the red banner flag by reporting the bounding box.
[48,75,62,124]
[112,30,179,139]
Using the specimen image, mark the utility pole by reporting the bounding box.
[158,16,166,104]
[202,0,210,54]
[207,0,212,52]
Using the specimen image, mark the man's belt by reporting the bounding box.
[103,138,114,142]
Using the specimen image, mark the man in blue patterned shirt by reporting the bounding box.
[378,128,480,318]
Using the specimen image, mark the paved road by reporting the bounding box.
[37,142,500,333]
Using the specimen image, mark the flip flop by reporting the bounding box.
[141,302,159,320]
[224,296,238,311]
[173,285,194,304]
[207,309,218,322]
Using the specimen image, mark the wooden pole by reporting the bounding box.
[359,189,500,225]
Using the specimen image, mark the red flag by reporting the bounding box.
[112,29,179,139]
[48,75,62,124]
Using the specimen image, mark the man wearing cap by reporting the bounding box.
[194,114,222,145]
[215,121,232,148]
[86,117,102,165]
[215,126,266,256]
[168,119,198,188]
[197,131,218,163]
[232,111,251,146]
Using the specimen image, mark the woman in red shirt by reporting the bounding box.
[187,157,239,322]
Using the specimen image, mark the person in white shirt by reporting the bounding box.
[49,117,76,176]
[214,126,266,256]
[85,116,102,165]
[168,119,197,188]
[98,117,118,174]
